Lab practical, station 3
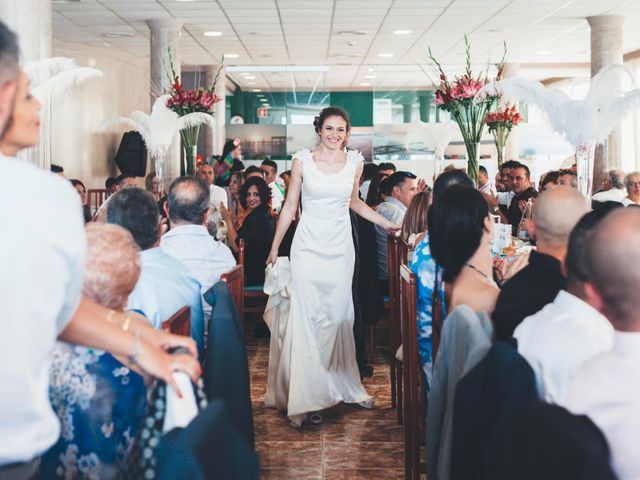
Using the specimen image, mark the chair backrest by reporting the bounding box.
[398,236,410,266]
[238,239,245,266]
[221,265,245,331]
[161,305,191,337]
[400,263,423,480]
[387,233,401,348]
[87,189,107,214]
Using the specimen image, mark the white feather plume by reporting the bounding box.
[32,67,103,102]
[476,64,640,147]
[24,57,77,86]
[101,95,214,156]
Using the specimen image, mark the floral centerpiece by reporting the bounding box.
[166,51,223,175]
[485,104,522,167]
[429,36,506,182]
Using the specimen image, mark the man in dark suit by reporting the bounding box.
[506,163,538,234]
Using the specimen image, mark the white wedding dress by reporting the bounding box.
[265,148,373,426]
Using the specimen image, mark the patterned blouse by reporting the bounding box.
[38,344,147,479]
[409,231,447,387]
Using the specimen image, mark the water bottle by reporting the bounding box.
[517,198,534,241]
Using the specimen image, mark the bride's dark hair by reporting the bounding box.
[313,106,351,134]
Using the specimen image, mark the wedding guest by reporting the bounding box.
[225,171,249,229]
[377,162,396,176]
[261,159,285,212]
[280,170,291,191]
[567,208,640,480]
[477,165,496,195]
[514,207,618,404]
[106,187,206,356]
[592,169,626,203]
[161,176,236,324]
[70,178,92,223]
[222,176,275,286]
[0,21,199,479]
[39,224,147,479]
[558,169,578,189]
[621,171,640,206]
[364,172,389,208]
[145,171,161,202]
[105,177,117,196]
[50,164,65,179]
[505,163,538,234]
[429,185,499,314]
[493,186,589,340]
[359,162,380,199]
[375,171,418,293]
[244,165,265,181]
[197,163,228,210]
[540,170,561,192]
[401,190,431,248]
[115,173,137,190]
[214,138,243,186]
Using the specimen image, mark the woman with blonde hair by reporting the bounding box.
[401,190,431,249]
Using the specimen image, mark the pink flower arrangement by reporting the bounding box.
[429,35,506,181]
[485,104,522,166]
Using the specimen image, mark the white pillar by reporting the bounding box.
[205,64,226,158]
[0,0,51,63]
[146,18,183,182]
[587,15,624,187]
[503,63,520,162]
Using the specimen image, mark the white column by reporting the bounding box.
[587,15,624,187]
[503,62,520,162]
[146,18,183,182]
[205,64,226,158]
[0,0,51,63]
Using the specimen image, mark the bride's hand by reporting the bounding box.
[385,221,401,235]
[266,249,278,266]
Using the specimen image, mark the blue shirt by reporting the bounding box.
[127,248,205,355]
[409,232,446,386]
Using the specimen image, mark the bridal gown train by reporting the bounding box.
[265,148,373,426]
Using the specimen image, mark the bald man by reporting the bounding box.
[567,208,640,480]
[493,187,589,341]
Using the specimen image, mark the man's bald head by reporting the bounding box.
[167,176,210,225]
[588,208,640,329]
[532,186,589,248]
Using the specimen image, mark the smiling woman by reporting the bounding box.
[0,70,40,156]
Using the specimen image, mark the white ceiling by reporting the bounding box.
[52,0,640,90]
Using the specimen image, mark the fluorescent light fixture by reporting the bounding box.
[393,30,412,35]
[224,53,239,59]
[536,50,551,56]
[252,88,262,92]
[257,94,265,97]
[360,82,371,87]
[378,53,394,58]
[247,82,256,85]
[203,31,223,37]
[368,67,375,72]
[364,74,376,79]
[104,32,133,38]
[244,75,256,80]
[227,65,330,73]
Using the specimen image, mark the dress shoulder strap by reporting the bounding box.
[292,148,312,165]
[346,149,364,166]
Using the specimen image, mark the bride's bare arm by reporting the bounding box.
[349,162,400,233]
[267,157,302,264]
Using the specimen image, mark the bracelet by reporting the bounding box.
[121,315,132,332]
[128,331,141,366]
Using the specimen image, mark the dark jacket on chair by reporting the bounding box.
[355,213,383,325]
[156,400,260,480]
[451,340,538,480]
[203,281,255,448]
[493,401,618,480]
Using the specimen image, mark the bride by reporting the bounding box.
[266,106,399,427]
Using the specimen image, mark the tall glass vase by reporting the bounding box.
[153,151,166,198]
[576,142,596,199]
[180,125,200,176]
[183,143,198,176]
[495,143,506,168]
[465,141,481,183]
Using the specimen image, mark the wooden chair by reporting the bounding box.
[87,189,107,215]
[221,265,245,332]
[238,239,268,316]
[161,305,191,337]
[367,234,402,420]
[400,264,426,480]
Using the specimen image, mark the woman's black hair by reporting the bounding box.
[313,106,351,134]
[239,176,272,210]
[220,139,240,162]
[428,185,489,283]
[365,172,389,207]
[69,179,85,190]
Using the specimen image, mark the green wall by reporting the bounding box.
[329,91,374,127]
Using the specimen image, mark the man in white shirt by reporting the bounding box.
[261,159,285,212]
[477,165,496,196]
[197,163,228,210]
[592,169,626,203]
[621,171,640,206]
[161,176,236,325]
[107,187,206,355]
[567,208,640,480]
[375,171,418,290]
[514,209,615,405]
[0,22,199,477]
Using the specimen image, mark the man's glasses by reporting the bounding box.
[627,181,640,188]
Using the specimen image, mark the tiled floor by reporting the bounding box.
[247,319,405,480]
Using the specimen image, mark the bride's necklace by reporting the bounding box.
[464,262,497,287]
